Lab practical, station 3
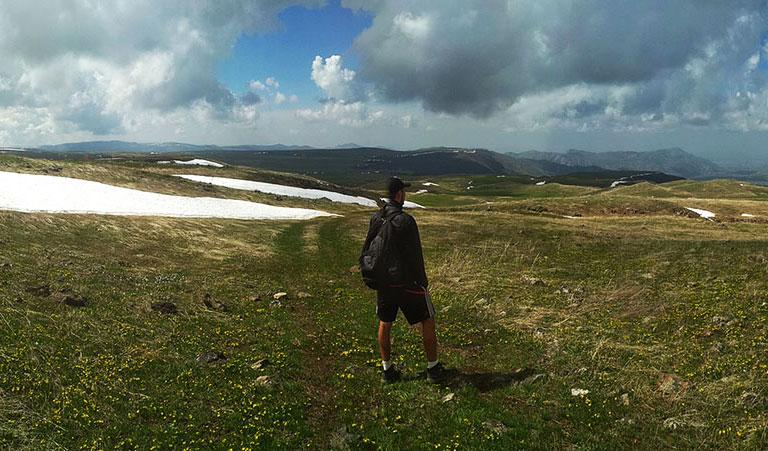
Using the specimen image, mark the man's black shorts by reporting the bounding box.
[376,284,435,325]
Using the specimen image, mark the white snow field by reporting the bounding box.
[0,171,335,220]
[175,174,425,209]
[685,207,716,219]
[742,213,755,217]
[158,159,224,167]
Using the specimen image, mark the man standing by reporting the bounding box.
[362,176,447,383]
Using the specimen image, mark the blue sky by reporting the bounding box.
[215,0,371,107]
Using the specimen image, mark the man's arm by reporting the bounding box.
[403,216,428,288]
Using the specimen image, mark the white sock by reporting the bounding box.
[427,360,438,369]
[382,360,392,371]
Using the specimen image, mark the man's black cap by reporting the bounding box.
[387,176,411,197]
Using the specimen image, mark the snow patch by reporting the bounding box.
[159,159,224,167]
[741,213,755,217]
[174,174,425,209]
[415,189,428,194]
[685,207,716,219]
[423,182,439,186]
[0,171,333,220]
[536,181,546,186]
[610,180,630,188]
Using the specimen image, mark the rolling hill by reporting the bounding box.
[512,147,721,178]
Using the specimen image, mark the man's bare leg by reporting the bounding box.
[421,316,437,362]
[378,321,393,361]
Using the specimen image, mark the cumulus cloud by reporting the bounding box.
[345,0,768,127]
[0,0,322,141]
[311,55,363,102]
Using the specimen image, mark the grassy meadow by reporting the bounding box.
[1,156,768,449]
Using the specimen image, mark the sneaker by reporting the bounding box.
[426,362,449,383]
[381,366,401,384]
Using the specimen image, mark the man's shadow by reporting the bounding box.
[413,367,541,391]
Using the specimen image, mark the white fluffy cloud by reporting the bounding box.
[311,55,362,102]
[0,0,322,142]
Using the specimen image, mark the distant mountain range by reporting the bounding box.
[511,148,721,179]
[23,140,729,181]
[36,141,315,152]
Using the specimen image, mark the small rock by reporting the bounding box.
[482,419,507,434]
[642,316,653,324]
[657,373,689,396]
[297,291,312,299]
[663,417,684,430]
[523,373,547,384]
[255,375,272,387]
[330,425,361,448]
[710,342,724,353]
[269,300,282,308]
[620,393,630,406]
[701,328,714,337]
[273,292,288,300]
[740,392,764,407]
[54,293,87,307]
[203,293,227,311]
[196,351,226,364]
[250,358,269,370]
[712,316,730,328]
[348,265,361,273]
[150,301,178,314]
[522,275,545,286]
[484,329,493,334]
[571,388,589,397]
[441,393,455,403]
[26,284,51,297]
[640,273,654,279]
[249,294,262,302]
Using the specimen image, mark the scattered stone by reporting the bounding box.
[273,292,288,300]
[348,265,361,273]
[640,273,654,279]
[740,392,764,407]
[483,328,493,334]
[441,393,455,403]
[523,373,547,384]
[53,293,87,307]
[663,417,684,430]
[26,284,51,297]
[151,301,178,314]
[196,351,226,364]
[330,425,361,448]
[48,166,62,172]
[522,275,545,286]
[269,300,283,308]
[620,393,630,406]
[482,419,508,435]
[297,291,312,299]
[203,293,227,312]
[616,418,635,425]
[712,316,730,328]
[255,375,273,387]
[657,373,689,396]
[250,358,269,370]
[571,388,590,397]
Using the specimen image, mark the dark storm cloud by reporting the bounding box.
[344,0,767,118]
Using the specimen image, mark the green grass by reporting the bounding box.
[2,157,768,449]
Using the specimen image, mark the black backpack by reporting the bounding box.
[359,208,402,290]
